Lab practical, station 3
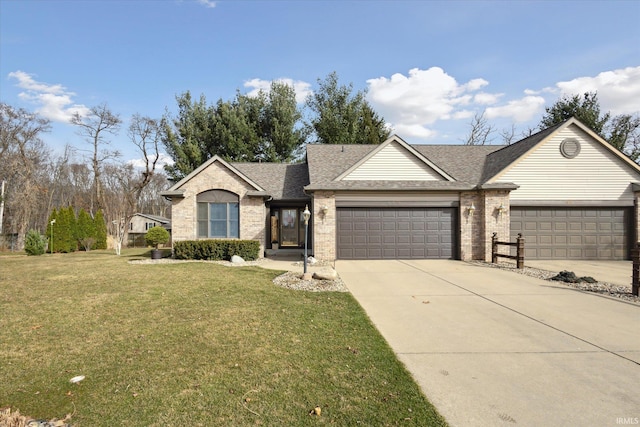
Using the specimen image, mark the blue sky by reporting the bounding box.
[1,0,639,164]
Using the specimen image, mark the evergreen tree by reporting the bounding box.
[77,208,97,250]
[162,84,307,180]
[66,206,78,252]
[161,91,216,181]
[306,71,390,145]
[540,92,609,136]
[94,209,108,250]
[24,229,47,256]
[53,206,71,253]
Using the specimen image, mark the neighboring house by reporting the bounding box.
[161,118,640,261]
[128,213,171,247]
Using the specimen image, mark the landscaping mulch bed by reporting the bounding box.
[471,261,640,304]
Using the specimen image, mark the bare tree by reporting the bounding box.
[70,104,122,213]
[464,110,495,145]
[104,115,163,255]
[138,173,171,217]
[0,103,51,249]
[500,124,518,145]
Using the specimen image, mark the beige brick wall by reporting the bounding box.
[459,191,483,261]
[482,190,511,262]
[170,161,265,256]
[311,191,336,261]
[459,190,512,261]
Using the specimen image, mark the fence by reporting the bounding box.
[492,232,525,269]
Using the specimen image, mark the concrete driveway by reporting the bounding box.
[335,260,640,427]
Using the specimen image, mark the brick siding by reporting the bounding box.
[171,161,265,257]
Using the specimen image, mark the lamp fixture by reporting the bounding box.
[302,205,311,278]
[497,203,506,216]
[467,203,476,217]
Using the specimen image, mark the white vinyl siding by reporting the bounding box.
[343,141,444,181]
[496,125,640,202]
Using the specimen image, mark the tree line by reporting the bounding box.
[0,103,169,251]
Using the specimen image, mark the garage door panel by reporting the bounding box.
[338,207,456,259]
[397,221,410,231]
[366,235,380,245]
[511,207,630,260]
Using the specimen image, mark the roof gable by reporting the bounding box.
[133,213,170,223]
[335,135,454,182]
[485,117,640,184]
[166,155,265,193]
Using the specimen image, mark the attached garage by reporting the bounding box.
[337,207,457,259]
[510,207,632,260]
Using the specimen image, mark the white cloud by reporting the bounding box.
[366,67,499,139]
[474,92,503,105]
[8,70,90,122]
[392,123,437,139]
[485,96,546,122]
[244,78,312,104]
[127,153,175,169]
[552,66,640,116]
[196,0,216,8]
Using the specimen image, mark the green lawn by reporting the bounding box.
[0,250,447,426]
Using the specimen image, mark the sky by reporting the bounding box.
[1,0,639,165]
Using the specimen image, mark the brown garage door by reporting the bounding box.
[337,207,457,259]
[510,207,631,260]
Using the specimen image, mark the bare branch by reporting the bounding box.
[464,110,495,145]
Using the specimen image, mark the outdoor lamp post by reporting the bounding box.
[50,219,56,254]
[302,205,311,279]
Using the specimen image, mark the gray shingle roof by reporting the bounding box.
[232,162,310,200]
[413,145,502,183]
[306,143,378,185]
[305,142,504,188]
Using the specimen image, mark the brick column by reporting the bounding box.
[311,191,336,261]
[240,196,266,257]
[481,190,511,262]
[460,191,483,261]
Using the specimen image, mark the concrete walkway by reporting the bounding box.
[335,260,640,427]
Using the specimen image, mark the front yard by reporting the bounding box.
[0,250,446,426]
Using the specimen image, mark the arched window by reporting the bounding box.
[196,190,239,238]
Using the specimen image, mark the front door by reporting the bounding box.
[280,208,301,247]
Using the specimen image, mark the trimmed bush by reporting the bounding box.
[25,229,47,256]
[145,226,170,249]
[174,239,260,261]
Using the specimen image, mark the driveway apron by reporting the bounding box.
[335,260,640,427]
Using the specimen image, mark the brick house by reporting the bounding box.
[161,117,640,261]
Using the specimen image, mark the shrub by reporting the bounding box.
[24,229,47,256]
[174,239,260,261]
[145,226,170,249]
